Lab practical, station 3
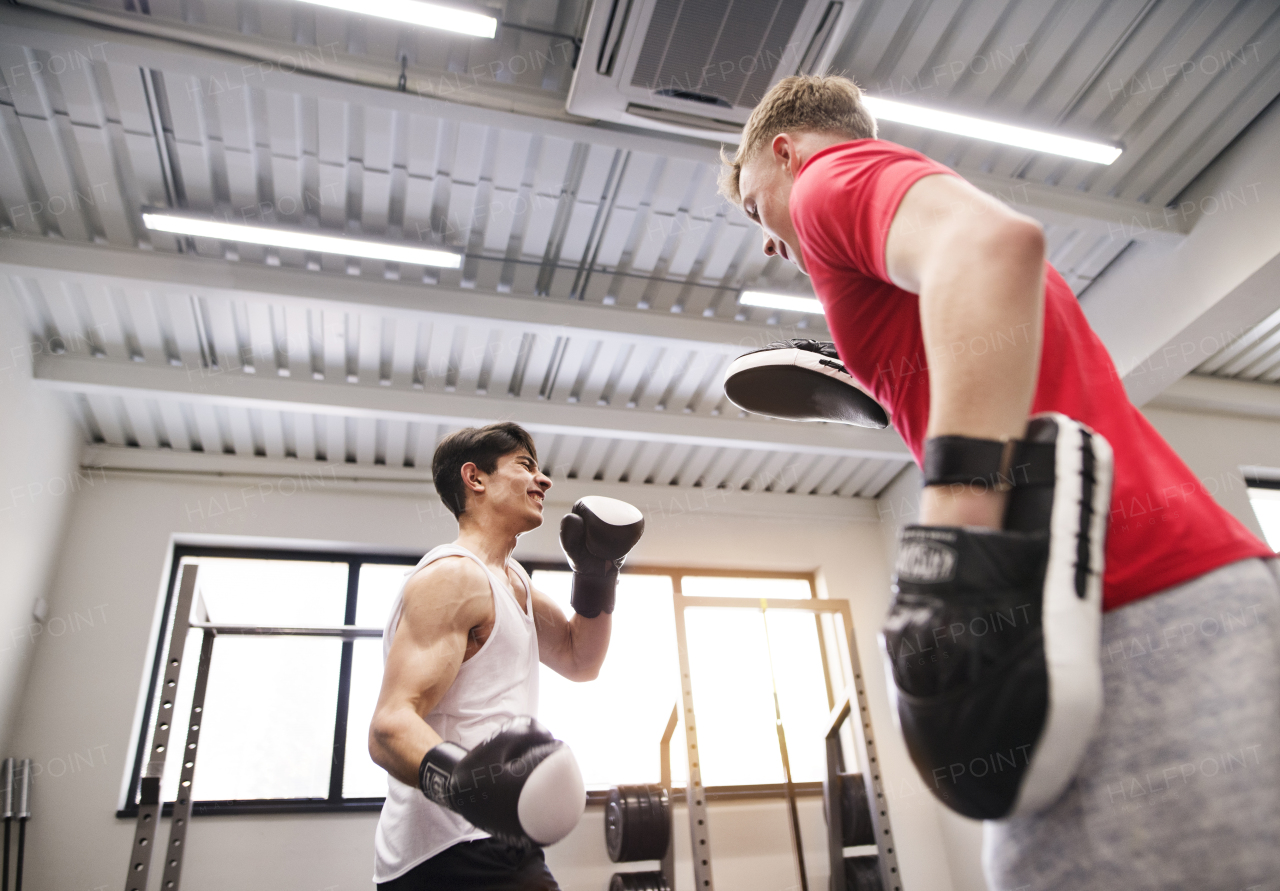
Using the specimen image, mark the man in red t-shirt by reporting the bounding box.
[721,75,1278,889]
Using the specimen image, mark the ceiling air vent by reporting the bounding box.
[568,0,853,141]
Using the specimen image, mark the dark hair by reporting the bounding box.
[432,422,538,519]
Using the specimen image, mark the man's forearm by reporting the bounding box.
[370,708,445,787]
[566,613,611,680]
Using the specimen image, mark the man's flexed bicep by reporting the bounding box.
[368,557,492,787]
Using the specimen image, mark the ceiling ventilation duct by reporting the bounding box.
[567,0,853,141]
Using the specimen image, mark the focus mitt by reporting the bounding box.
[881,413,1113,820]
[722,340,889,429]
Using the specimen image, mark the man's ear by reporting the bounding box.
[460,462,485,497]
[771,133,799,174]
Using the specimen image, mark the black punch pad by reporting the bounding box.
[722,341,889,429]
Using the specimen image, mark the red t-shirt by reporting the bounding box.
[790,140,1273,610]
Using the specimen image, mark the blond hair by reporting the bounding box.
[718,75,877,206]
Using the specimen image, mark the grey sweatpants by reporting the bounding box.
[984,557,1280,891]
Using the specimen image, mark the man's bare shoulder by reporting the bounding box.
[403,556,491,607]
[399,556,493,630]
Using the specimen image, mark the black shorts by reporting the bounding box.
[377,838,561,891]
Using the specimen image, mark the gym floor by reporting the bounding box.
[1,1,1279,889]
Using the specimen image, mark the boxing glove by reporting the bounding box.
[419,716,586,846]
[559,496,645,618]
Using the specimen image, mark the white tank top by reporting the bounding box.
[373,545,540,882]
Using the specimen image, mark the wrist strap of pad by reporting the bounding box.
[924,434,1026,492]
[924,435,1017,491]
[923,435,1058,491]
[419,742,467,805]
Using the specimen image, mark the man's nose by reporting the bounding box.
[762,233,778,257]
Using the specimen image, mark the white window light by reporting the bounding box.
[862,96,1122,165]
[1247,485,1280,551]
[739,290,824,315]
[293,0,497,38]
[142,212,463,269]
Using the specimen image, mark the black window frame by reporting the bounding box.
[119,544,422,818]
[120,548,831,819]
[1246,476,1280,547]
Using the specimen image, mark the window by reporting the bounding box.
[123,547,418,815]
[126,550,854,815]
[1248,479,1280,550]
[533,570,685,788]
[534,567,855,793]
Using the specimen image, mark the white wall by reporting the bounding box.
[8,463,964,891]
[0,289,80,757]
[1142,406,1280,541]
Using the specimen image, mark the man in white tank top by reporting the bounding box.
[368,422,644,890]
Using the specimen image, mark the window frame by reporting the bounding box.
[1246,475,1280,550]
[120,550,834,819]
[119,544,421,818]
[525,562,834,802]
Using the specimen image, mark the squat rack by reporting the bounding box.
[123,564,383,891]
[669,579,901,891]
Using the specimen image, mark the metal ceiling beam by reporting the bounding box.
[0,236,801,353]
[0,6,1197,237]
[36,354,912,460]
[963,171,1189,246]
[80,445,885,520]
[1080,99,1280,405]
[1145,375,1280,422]
[1124,251,1280,405]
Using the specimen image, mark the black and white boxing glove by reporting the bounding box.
[559,496,645,618]
[722,339,889,429]
[420,716,585,846]
[881,413,1113,820]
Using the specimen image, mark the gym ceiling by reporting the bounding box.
[1,0,1278,502]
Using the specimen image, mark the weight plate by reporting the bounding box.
[642,784,670,861]
[609,870,670,891]
[843,855,883,891]
[837,773,875,848]
[605,785,671,863]
[605,787,626,862]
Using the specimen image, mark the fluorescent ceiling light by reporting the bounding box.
[293,0,497,37]
[862,96,1122,165]
[739,290,824,315]
[142,213,463,269]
